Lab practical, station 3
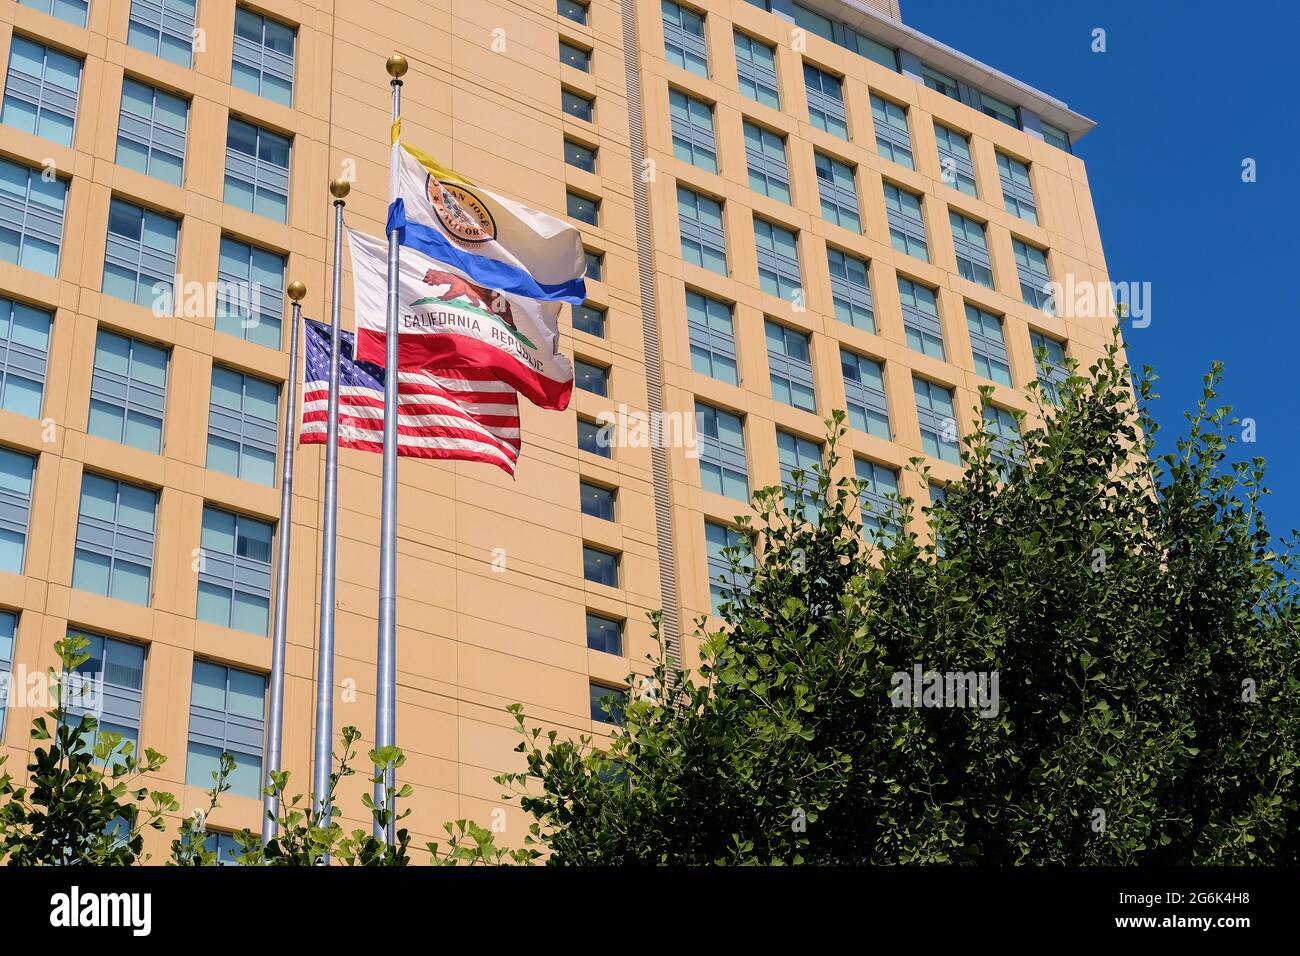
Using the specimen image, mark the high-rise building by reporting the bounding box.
[0,0,1109,859]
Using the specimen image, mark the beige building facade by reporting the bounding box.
[0,0,1111,859]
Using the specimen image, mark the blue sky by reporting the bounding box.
[903,0,1300,539]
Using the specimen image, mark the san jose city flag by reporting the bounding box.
[348,228,574,411]
[386,135,587,304]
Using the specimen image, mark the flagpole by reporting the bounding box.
[311,179,350,856]
[375,52,407,844]
[263,280,306,843]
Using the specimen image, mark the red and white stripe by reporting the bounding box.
[301,369,521,476]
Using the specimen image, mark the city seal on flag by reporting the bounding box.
[426,174,495,244]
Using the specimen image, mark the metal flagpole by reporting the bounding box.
[375,52,407,844]
[263,280,306,843]
[311,179,351,857]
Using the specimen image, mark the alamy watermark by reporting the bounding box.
[890,664,1001,718]
[1043,274,1153,328]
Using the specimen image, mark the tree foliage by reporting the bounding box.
[0,634,178,864]
[499,333,1300,864]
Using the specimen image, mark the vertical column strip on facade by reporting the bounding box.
[620,0,680,664]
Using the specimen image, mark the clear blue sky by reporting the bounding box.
[902,0,1300,539]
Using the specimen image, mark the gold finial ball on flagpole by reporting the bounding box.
[287,281,307,302]
[386,54,408,79]
[329,178,351,200]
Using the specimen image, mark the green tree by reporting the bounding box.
[170,726,413,866]
[0,634,178,864]
[499,333,1300,864]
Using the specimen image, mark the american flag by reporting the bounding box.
[300,319,521,476]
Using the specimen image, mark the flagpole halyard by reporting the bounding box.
[375,52,407,845]
[263,280,306,843]
[310,180,350,858]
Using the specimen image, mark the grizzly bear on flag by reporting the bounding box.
[421,268,520,333]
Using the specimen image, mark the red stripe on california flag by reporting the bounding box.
[355,328,572,411]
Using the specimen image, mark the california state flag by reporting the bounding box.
[348,228,574,411]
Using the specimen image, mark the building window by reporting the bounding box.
[793,2,896,69]
[580,481,615,520]
[589,682,626,724]
[572,302,606,337]
[1041,122,1071,152]
[934,123,976,197]
[966,305,1011,386]
[72,474,156,605]
[567,191,599,225]
[0,156,67,276]
[765,320,815,412]
[815,153,860,232]
[62,632,146,761]
[662,1,708,77]
[669,89,718,173]
[827,248,873,332]
[577,417,609,457]
[856,458,900,545]
[898,276,944,359]
[754,216,801,300]
[977,91,1019,127]
[1013,238,1053,312]
[923,65,960,100]
[841,350,890,439]
[232,8,295,106]
[743,120,789,203]
[565,138,597,172]
[0,296,51,418]
[88,330,167,454]
[561,88,594,121]
[1030,331,1068,404]
[583,249,604,281]
[559,39,592,73]
[677,186,727,275]
[695,402,747,501]
[705,520,751,615]
[0,611,13,737]
[804,64,847,139]
[186,660,266,799]
[217,236,285,349]
[574,358,609,396]
[196,506,273,636]
[583,544,619,587]
[1,36,81,147]
[559,0,589,26]
[870,94,912,169]
[687,290,737,385]
[207,367,279,486]
[586,612,623,654]
[914,377,960,465]
[116,79,188,187]
[883,182,927,262]
[949,211,993,288]
[984,404,1022,476]
[17,0,89,28]
[102,198,179,312]
[777,430,822,523]
[0,448,35,575]
[997,152,1038,225]
[204,831,244,866]
[735,32,779,109]
[224,118,291,223]
[127,0,197,68]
